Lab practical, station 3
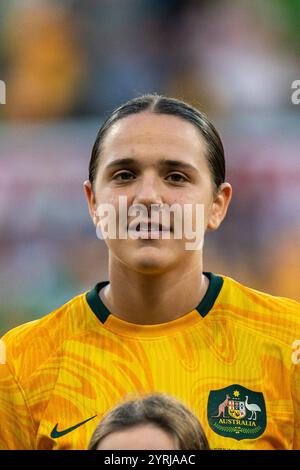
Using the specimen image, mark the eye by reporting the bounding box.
[165,173,189,183]
[112,171,136,181]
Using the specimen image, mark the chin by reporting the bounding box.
[124,246,178,275]
[108,240,184,274]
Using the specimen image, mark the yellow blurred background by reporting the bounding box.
[0,0,299,334]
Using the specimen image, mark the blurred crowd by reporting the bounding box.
[0,0,299,334]
[0,0,300,119]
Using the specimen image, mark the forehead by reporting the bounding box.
[100,112,207,166]
[98,422,178,449]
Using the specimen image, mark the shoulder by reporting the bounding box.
[1,290,91,379]
[219,274,300,344]
[222,274,300,314]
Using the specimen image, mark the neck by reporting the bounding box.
[100,253,209,325]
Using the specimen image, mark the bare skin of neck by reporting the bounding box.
[99,253,210,325]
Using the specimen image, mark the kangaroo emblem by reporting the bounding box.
[213,394,230,417]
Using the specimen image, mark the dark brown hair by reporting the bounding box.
[89,94,225,190]
[88,393,209,450]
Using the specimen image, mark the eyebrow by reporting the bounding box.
[105,158,137,170]
[159,159,198,173]
[105,158,198,173]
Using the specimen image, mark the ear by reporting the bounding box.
[83,180,98,226]
[207,182,232,231]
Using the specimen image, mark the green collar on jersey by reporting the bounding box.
[86,272,223,324]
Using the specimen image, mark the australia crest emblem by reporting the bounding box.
[207,384,267,440]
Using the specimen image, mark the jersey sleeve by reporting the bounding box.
[0,356,35,449]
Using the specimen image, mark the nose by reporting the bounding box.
[132,171,163,208]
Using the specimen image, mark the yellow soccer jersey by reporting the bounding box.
[1,272,300,450]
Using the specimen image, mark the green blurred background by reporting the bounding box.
[0,0,300,335]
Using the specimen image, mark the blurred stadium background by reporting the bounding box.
[0,0,299,335]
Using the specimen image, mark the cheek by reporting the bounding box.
[169,189,212,215]
[96,185,114,204]
[96,181,136,206]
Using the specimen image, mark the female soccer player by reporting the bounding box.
[0,95,300,450]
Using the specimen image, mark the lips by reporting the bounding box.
[135,221,171,232]
[127,220,172,234]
